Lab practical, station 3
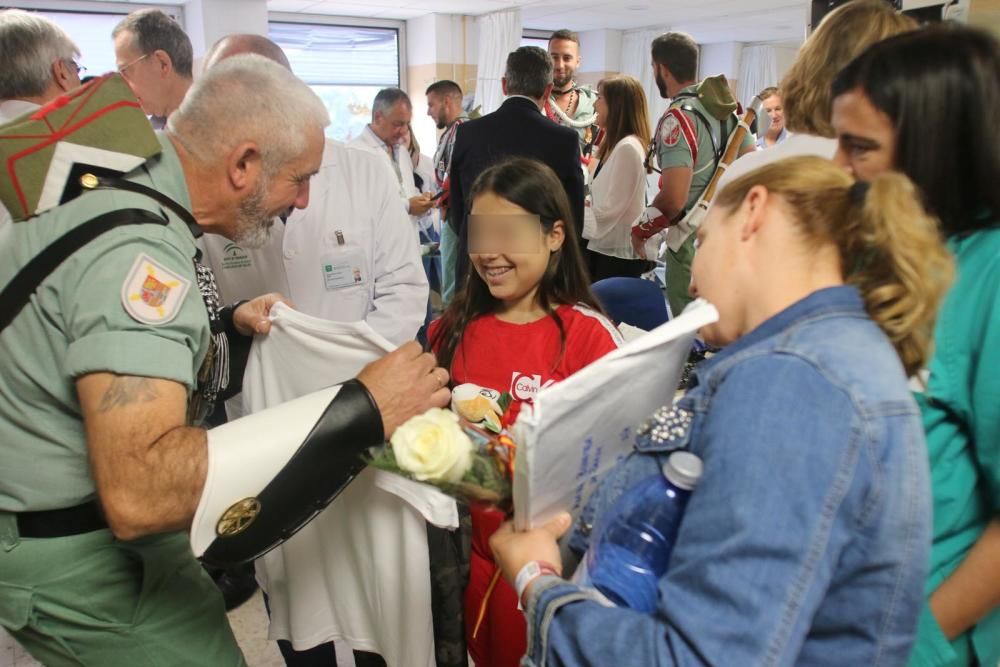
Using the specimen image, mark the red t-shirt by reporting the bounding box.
[428,304,622,423]
[430,304,621,667]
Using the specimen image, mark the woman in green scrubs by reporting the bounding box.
[831,24,1000,667]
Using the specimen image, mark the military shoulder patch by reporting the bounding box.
[120,253,192,325]
[662,114,682,147]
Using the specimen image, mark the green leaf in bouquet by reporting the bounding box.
[367,444,407,476]
[482,410,502,434]
[497,392,512,415]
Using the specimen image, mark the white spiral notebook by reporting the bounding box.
[511,300,719,531]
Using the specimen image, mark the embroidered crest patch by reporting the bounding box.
[121,253,191,325]
[662,115,682,146]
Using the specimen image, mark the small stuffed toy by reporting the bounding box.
[451,383,506,433]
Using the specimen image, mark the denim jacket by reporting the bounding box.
[522,287,932,667]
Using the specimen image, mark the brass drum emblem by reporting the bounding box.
[216,497,261,537]
[79,173,99,190]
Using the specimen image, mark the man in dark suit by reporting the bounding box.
[448,46,585,286]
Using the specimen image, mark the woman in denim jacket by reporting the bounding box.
[490,156,954,666]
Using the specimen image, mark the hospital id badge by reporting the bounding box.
[321,244,366,291]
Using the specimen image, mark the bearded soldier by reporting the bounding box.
[0,54,449,665]
[545,29,599,154]
[631,32,755,315]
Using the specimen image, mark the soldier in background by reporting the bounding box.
[632,32,755,315]
[545,29,599,155]
[426,79,470,304]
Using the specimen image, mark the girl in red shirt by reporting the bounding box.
[428,157,622,667]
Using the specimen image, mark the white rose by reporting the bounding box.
[391,408,474,483]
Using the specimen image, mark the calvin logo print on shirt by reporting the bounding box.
[510,372,556,401]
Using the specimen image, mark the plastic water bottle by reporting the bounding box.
[586,451,703,613]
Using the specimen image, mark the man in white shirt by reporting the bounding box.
[195,36,435,667]
[0,9,82,227]
[350,87,434,224]
[112,9,193,129]
[198,35,428,348]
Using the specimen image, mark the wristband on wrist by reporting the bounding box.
[515,560,560,605]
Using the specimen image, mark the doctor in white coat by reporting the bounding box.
[350,87,434,227]
[196,36,451,667]
[201,137,427,346]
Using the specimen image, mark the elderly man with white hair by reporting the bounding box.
[200,34,428,347]
[0,9,80,122]
[0,54,451,666]
[0,9,82,227]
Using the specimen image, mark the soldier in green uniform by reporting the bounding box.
[0,56,451,665]
[631,32,755,315]
[545,29,599,153]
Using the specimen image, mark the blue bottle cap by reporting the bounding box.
[663,451,703,490]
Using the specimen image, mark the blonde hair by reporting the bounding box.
[596,75,651,161]
[407,122,420,160]
[781,0,916,137]
[715,156,953,376]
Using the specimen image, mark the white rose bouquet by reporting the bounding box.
[390,408,473,483]
[368,403,515,509]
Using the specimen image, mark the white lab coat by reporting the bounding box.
[349,124,419,212]
[199,139,428,346]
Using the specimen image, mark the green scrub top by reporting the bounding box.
[910,225,1000,667]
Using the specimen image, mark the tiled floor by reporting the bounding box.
[0,590,282,667]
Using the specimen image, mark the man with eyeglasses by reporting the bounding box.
[0,10,81,124]
[112,8,193,128]
[0,9,83,229]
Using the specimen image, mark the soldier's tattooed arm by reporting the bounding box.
[77,372,208,540]
[96,376,159,412]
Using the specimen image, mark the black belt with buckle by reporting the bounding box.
[16,501,108,538]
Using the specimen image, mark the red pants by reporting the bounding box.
[464,505,526,667]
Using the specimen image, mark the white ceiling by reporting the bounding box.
[266,0,809,44]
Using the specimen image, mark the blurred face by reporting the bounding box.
[426,92,449,129]
[469,191,565,312]
[114,31,168,116]
[594,86,608,128]
[235,125,325,247]
[549,39,580,89]
[762,94,784,132]
[689,203,747,346]
[831,88,896,182]
[371,101,412,146]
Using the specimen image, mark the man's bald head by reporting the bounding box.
[204,34,291,71]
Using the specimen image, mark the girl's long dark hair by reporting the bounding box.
[429,157,603,373]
